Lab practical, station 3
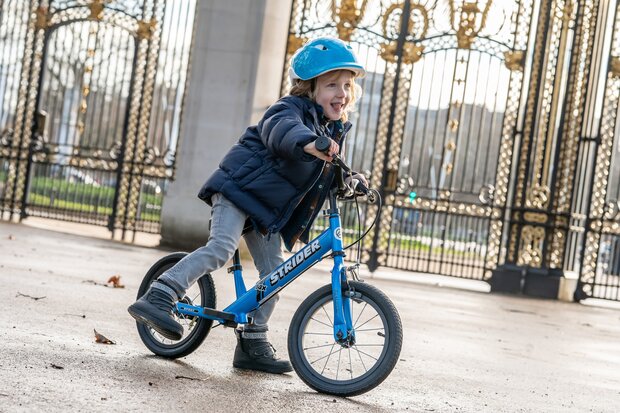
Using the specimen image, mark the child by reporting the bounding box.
[128,37,367,374]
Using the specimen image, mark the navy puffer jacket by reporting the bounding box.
[198,95,351,243]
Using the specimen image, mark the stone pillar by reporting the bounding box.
[159,0,291,250]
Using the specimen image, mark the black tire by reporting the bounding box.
[288,281,402,396]
[135,252,216,359]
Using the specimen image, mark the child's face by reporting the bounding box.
[314,70,354,121]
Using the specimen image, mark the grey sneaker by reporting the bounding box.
[232,330,293,374]
[128,282,183,341]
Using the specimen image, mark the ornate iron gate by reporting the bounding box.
[575,1,620,301]
[285,0,620,302]
[0,0,195,240]
[283,0,536,280]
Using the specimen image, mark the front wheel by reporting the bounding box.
[288,281,403,396]
[135,253,216,359]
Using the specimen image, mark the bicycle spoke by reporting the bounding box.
[303,342,336,351]
[348,347,353,379]
[354,327,385,333]
[355,313,379,330]
[353,346,379,362]
[320,304,333,326]
[354,345,368,372]
[303,332,332,336]
[309,316,333,329]
[353,302,368,327]
[336,348,342,380]
[179,318,196,331]
[351,344,384,347]
[309,344,344,366]
[320,343,338,374]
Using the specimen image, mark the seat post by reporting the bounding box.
[233,249,241,266]
[229,249,246,297]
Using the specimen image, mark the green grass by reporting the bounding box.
[29,177,162,207]
[28,192,162,221]
[28,193,112,214]
[26,178,162,222]
[388,236,481,258]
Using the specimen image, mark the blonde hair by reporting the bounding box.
[289,70,362,123]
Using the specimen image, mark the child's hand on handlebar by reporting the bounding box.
[344,173,368,190]
[304,138,339,162]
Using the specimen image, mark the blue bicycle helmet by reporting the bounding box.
[289,37,366,82]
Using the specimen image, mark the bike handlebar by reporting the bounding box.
[314,136,375,202]
[314,135,332,154]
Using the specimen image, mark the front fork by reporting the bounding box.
[331,254,355,346]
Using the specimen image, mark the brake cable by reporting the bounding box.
[342,187,381,252]
[313,136,382,254]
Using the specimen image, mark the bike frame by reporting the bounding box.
[176,188,354,343]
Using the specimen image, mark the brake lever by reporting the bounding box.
[354,180,376,203]
[315,136,375,202]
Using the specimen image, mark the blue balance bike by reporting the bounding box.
[134,140,403,396]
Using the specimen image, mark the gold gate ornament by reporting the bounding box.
[380,2,428,64]
[331,0,369,41]
[449,0,493,49]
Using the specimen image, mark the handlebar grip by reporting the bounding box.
[315,138,350,172]
[354,180,370,195]
[354,180,377,203]
[314,136,331,154]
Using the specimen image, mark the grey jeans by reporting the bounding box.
[159,193,283,332]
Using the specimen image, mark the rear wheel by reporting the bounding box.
[135,253,216,359]
[288,281,402,396]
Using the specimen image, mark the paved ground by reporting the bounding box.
[1,220,619,412]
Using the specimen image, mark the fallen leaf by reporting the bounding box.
[94,329,116,345]
[8,234,14,240]
[50,363,64,369]
[107,275,125,288]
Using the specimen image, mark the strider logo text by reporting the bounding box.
[269,240,321,286]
